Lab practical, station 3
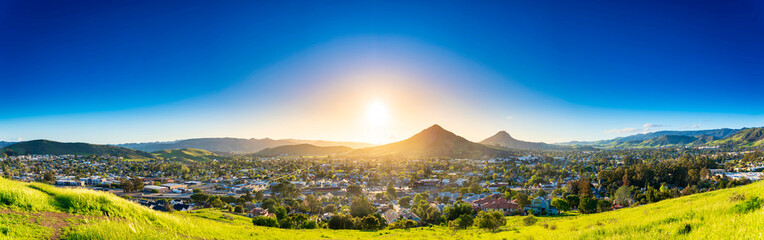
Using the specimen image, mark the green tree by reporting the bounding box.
[398,196,412,208]
[347,185,363,197]
[578,196,597,214]
[252,216,279,227]
[614,185,632,206]
[386,182,397,200]
[474,210,506,232]
[43,172,55,183]
[550,197,570,212]
[448,214,474,230]
[323,204,337,213]
[565,194,580,209]
[350,196,376,217]
[358,215,380,230]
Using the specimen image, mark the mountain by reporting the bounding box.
[480,131,569,150]
[279,139,376,149]
[0,141,16,148]
[710,127,764,148]
[2,140,153,159]
[257,144,352,156]
[151,148,221,162]
[559,128,743,148]
[353,124,513,158]
[117,138,373,153]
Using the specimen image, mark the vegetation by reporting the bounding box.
[2,140,153,159]
[151,148,221,162]
[2,176,764,239]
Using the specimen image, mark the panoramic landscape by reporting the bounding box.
[1,1,764,240]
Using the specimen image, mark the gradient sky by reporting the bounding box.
[1,0,763,144]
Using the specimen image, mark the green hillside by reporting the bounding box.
[256,144,352,156]
[710,127,764,148]
[151,148,221,162]
[1,176,763,239]
[2,140,154,159]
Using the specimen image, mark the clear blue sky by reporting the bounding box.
[1,0,762,144]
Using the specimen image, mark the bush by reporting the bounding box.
[358,216,380,230]
[474,210,506,232]
[522,215,537,226]
[732,196,763,214]
[327,214,355,229]
[252,216,279,228]
[234,205,244,213]
[729,192,745,202]
[448,214,474,230]
[390,219,418,229]
[301,220,318,229]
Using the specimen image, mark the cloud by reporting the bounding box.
[690,123,701,129]
[505,116,513,120]
[643,123,664,128]
[606,128,639,134]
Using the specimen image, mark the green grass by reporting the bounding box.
[151,148,220,162]
[2,176,764,239]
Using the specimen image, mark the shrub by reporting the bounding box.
[448,214,474,230]
[358,216,380,230]
[678,224,692,234]
[390,219,418,229]
[252,216,279,227]
[327,214,355,229]
[474,210,506,232]
[732,196,763,214]
[729,192,745,202]
[522,215,537,226]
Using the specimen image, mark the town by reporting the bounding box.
[2,148,762,231]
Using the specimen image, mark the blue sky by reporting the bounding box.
[1,0,763,144]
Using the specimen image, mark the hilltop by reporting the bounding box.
[353,124,513,158]
[710,127,764,148]
[1,176,763,239]
[480,131,569,150]
[151,148,221,162]
[2,140,153,159]
[257,144,352,156]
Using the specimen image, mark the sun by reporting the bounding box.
[365,100,389,126]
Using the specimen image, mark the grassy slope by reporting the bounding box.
[710,128,764,148]
[1,176,763,239]
[2,140,154,159]
[151,148,219,162]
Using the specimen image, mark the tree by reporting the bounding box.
[350,196,375,217]
[347,185,363,197]
[271,181,298,199]
[443,201,474,221]
[324,204,337,213]
[596,199,612,213]
[119,178,134,193]
[398,196,412,208]
[514,192,530,209]
[386,182,397,200]
[43,172,55,183]
[234,205,244,213]
[390,219,418,229]
[358,215,380,230]
[474,210,506,232]
[613,185,632,206]
[550,197,570,212]
[252,216,279,227]
[448,214,474,230]
[191,193,209,204]
[327,214,355,229]
[578,196,597,214]
[566,194,580,209]
[261,198,278,210]
[578,178,593,197]
[131,177,144,191]
[210,198,225,208]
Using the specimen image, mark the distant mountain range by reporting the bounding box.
[558,127,763,149]
[257,144,353,156]
[2,140,153,159]
[352,124,514,158]
[116,138,375,153]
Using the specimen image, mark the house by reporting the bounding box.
[55,179,84,187]
[480,199,518,214]
[247,208,275,218]
[383,209,400,225]
[161,183,187,190]
[143,185,168,193]
[523,197,559,215]
[172,204,194,211]
[398,209,421,222]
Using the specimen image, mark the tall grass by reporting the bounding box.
[2,176,764,239]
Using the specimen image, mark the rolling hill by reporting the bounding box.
[710,127,764,148]
[257,144,352,156]
[559,128,742,147]
[117,137,373,153]
[480,131,569,150]
[1,176,763,239]
[151,148,221,162]
[2,140,154,159]
[353,124,513,158]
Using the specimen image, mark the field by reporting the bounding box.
[1,176,763,239]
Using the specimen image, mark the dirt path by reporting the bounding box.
[0,209,109,240]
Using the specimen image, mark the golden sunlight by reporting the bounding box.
[365,100,389,126]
